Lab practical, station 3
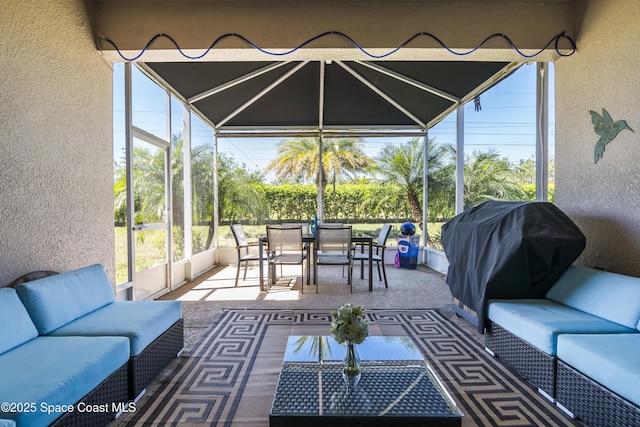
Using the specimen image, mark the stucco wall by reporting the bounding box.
[555,0,640,276]
[0,1,115,285]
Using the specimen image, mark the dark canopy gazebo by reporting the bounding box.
[142,60,515,132]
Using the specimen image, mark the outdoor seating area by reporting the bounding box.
[2,251,639,426]
[234,223,388,294]
[4,1,640,427]
[106,264,586,426]
[0,265,183,426]
[486,266,640,425]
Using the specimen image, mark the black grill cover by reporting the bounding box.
[441,201,586,333]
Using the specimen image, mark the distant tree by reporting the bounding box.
[114,139,177,226]
[515,157,536,185]
[426,143,456,222]
[266,137,373,189]
[190,143,215,250]
[170,135,185,234]
[323,138,374,190]
[114,134,184,214]
[217,153,267,225]
[463,149,526,209]
[515,156,556,202]
[371,137,449,244]
[114,134,267,254]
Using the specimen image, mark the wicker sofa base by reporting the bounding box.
[130,319,184,400]
[556,361,640,427]
[50,363,128,427]
[485,322,556,398]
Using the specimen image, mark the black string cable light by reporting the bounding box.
[99,31,577,62]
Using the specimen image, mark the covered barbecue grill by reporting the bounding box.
[441,201,586,333]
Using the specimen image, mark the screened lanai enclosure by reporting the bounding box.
[114,58,554,299]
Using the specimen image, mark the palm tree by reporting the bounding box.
[266,137,373,188]
[115,135,268,255]
[170,135,185,237]
[372,137,449,244]
[266,137,318,184]
[114,134,185,224]
[114,146,166,225]
[426,144,456,223]
[323,138,374,190]
[463,149,526,209]
[190,143,215,251]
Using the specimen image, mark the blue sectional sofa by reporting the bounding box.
[14,264,184,401]
[485,265,640,426]
[0,287,130,426]
[1,264,184,426]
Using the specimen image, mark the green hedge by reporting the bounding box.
[244,183,411,224]
[220,182,552,225]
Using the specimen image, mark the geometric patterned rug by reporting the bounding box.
[117,309,580,427]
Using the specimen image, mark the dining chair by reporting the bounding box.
[282,222,310,235]
[279,223,313,280]
[319,223,347,275]
[352,223,392,288]
[230,224,261,286]
[314,225,353,293]
[266,226,308,290]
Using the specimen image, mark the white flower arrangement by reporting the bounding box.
[330,303,369,344]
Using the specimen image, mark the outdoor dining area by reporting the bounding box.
[230,222,393,294]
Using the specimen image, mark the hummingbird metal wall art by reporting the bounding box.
[590,108,634,164]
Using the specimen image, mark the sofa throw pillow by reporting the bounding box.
[15,264,115,334]
[547,265,640,329]
[0,288,38,354]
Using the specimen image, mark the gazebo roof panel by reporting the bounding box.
[144,60,514,130]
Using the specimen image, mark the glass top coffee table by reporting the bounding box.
[269,336,463,426]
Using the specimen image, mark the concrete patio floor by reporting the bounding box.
[158,261,482,349]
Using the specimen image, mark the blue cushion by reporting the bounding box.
[547,266,640,329]
[0,336,129,426]
[15,264,115,334]
[0,289,38,355]
[488,299,634,354]
[557,333,640,406]
[48,301,181,356]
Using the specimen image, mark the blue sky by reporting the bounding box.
[115,62,554,175]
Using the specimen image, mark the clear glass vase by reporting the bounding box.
[343,342,361,377]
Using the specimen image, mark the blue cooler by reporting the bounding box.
[396,222,419,269]
[397,236,419,269]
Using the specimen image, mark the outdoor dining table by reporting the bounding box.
[258,233,373,292]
